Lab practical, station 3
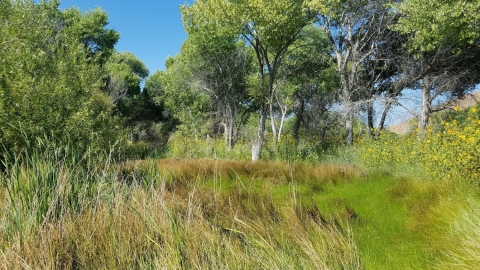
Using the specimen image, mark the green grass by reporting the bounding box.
[311,175,428,269]
[1,144,479,269]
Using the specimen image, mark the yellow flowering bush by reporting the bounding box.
[356,104,480,182]
[355,129,417,168]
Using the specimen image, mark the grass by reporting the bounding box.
[1,142,479,269]
[0,154,363,269]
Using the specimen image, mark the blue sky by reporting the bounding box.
[59,0,194,74]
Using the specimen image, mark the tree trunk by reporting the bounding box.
[277,102,288,143]
[269,98,277,143]
[252,103,267,161]
[293,94,304,141]
[367,99,375,136]
[419,77,432,132]
[378,99,392,132]
[344,101,354,146]
[223,103,235,151]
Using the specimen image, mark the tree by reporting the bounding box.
[0,0,123,154]
[393,45,480,131]
[181,0,312,160]
[392,0,480,131]
[359,23,407,135]
[393,0,480,53]
[105,51,149,102]
[142,71,179,142]
[61,5,120,65]
[179,33,254,150]
[159,55,212,138]
[277,25,339,142]
[307,0,398,145]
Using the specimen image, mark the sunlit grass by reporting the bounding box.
[2,119,480,269]
[1,153,363,269]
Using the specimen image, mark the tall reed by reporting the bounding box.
[1,145,363,269]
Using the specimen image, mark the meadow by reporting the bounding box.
[1,104,479,269]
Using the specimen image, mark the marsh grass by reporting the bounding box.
[353,106,480,269]
[1,149,363,269]
[2,139,479,269]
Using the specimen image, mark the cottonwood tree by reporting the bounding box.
[181,0,312,160]
[307,0,398,145]
[393,45,480,131]
[179,34,254,150]
[105,51,149,102]
[360,24,407,135]
[104,52,172,142]
[393,0,480,53]
[277,25,339,142]
[62,5,120,65]
[159,55,211,138]
[392,0,480,131]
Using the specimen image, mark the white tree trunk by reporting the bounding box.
[344,100,354,146]
[252,103,267,161]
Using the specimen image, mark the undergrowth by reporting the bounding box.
[1,150,363,269]
[354,103,480,269]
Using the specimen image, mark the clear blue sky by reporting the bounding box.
[59,0,194,74]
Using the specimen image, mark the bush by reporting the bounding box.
[355,104,480,183]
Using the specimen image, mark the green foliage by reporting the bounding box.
[182,0,315,160]
[356,104,480,183]
[61,6,120,64]
[166,132,251,160]
[1,137,118,241]
[105,51,149,97]
[0,0,124,155]
[392,0,480,52]
[182,0,311,47]
[159,56,212,138]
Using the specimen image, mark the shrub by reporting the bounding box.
[355,104,480,183]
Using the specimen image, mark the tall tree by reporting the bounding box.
[393,0,480,53]
[105,51,149,102]
[307,0,398,145]
[278,25,339,142]
[181,0,312,160]
[61,6,119,65]
[392,0,480,131]
[0,0,123,153]
[180,34,254,150]
[159,55,211,138]
[360,23,407,135]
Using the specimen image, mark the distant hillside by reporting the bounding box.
[390,91,480,134]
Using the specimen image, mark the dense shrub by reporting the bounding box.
[0,1,124,157]
[356,104,480,183]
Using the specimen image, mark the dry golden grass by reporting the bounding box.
[119,158,362,185]
[1,158,363,269]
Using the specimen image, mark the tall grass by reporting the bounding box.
[353,103,480,269]
[0,143,363,269]
[165,132,342,163]
[4,124,479,269]
[0,137,120,246]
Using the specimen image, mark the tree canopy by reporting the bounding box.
[393,0,480,52]
[0,0,122,154]
[181,0,313,160]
